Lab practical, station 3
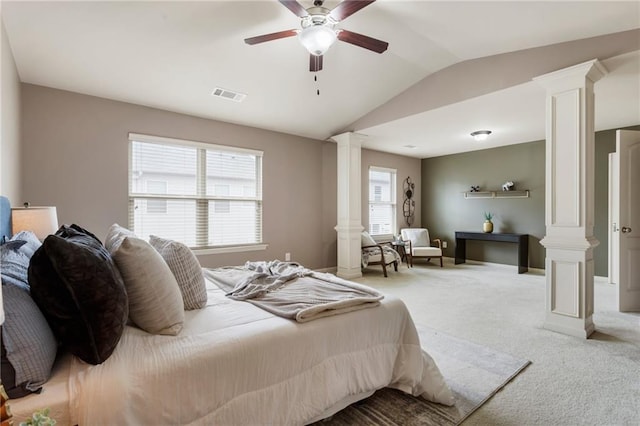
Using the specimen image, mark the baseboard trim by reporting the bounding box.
[315,266,338,274]
[450,257,545,273]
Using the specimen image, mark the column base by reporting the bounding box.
[335,224,363,280]
[544,315,595,339]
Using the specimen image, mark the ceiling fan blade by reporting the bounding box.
[278,0,309,18]
[329,0,376,21]
[337,29,388,53]
[244,29,298,45]
[309,54,323,72]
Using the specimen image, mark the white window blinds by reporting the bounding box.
[368,166,396,237]
[128,134,263,249]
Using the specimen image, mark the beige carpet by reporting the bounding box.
[318,326,530,425]
[355,259,640,425]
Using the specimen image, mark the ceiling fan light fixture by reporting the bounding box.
[298,24,337,56]
[470,130,492,142]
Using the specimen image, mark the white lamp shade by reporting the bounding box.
[298,25,337,56]
[11,206,59,240]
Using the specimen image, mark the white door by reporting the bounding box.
[615,130,640,312]
[608,152,619,285]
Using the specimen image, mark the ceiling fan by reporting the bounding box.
[244,0,389,72]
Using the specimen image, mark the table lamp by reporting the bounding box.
[11,203,59,241]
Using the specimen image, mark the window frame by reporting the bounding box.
[128,133,267,254]
[368,166,397,239]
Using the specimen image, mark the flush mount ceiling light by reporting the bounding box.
[471,130,492,142]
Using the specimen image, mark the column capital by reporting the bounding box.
[533,59,608,90]
[329,132,366,147]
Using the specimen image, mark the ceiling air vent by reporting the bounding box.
[211,87,246,102]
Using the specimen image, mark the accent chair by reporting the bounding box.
[400,228,443,267]
[361,231,399,277]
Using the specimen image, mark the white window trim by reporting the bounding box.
[368,166,397,239]
[194,243,268,256]
[128,133,264,250]
[129,133,262,157]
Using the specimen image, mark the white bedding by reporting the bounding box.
[11,277,453,425]
[204,262,385,322]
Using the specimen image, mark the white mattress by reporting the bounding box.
[10,278,453,425]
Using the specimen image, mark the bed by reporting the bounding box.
[1,198,454,424]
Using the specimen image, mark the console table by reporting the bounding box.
[454,232,529,274]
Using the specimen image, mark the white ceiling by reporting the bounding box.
[2,0,639,158]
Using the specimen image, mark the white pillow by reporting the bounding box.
[150,235,207,310]
[105,223,136,253]
[108,231,184,335]
[361,231,377,247]
[403,228,430,247]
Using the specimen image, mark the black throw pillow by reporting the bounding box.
[28,224,129,365]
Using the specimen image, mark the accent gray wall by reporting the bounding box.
[1,20,21,204]
[421,141,546,269]
[423,126,640,276]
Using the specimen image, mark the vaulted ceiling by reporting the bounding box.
[2,1,639,158]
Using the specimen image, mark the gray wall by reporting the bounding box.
[20,84,334,269]
[1,19,21,203]
[422,141,546,269]
[19,84,419,270]
[423,126,640,275]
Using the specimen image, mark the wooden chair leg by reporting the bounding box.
[393,261,398,272]
[381,261,388,277]
[439,256,443,267]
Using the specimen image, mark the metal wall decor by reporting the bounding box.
[403,176,415,227]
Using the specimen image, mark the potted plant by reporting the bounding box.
[483,212,494,233]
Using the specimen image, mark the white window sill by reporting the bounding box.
[193,244,268,256]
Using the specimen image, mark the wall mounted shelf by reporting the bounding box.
[464,190,530,199]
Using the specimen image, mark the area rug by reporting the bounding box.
[318,326,531,425]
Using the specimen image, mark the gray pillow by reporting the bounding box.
[1,283,58,398]
[107,227,184,335]
[11,230,42,258]
[150,235,207,310]
[0,241,30,290]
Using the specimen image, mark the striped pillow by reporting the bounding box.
[150,236,207,310]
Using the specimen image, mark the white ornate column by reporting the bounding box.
[534,59,607,338]
[331,132,363,279]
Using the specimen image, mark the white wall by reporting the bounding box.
[1,16,21,203]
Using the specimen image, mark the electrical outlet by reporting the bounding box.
[285,252,291,261]
[442,241,448,249]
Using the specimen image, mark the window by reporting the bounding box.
[128,133,263,249]
[146,181,167,213]
[368,167,396,237]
